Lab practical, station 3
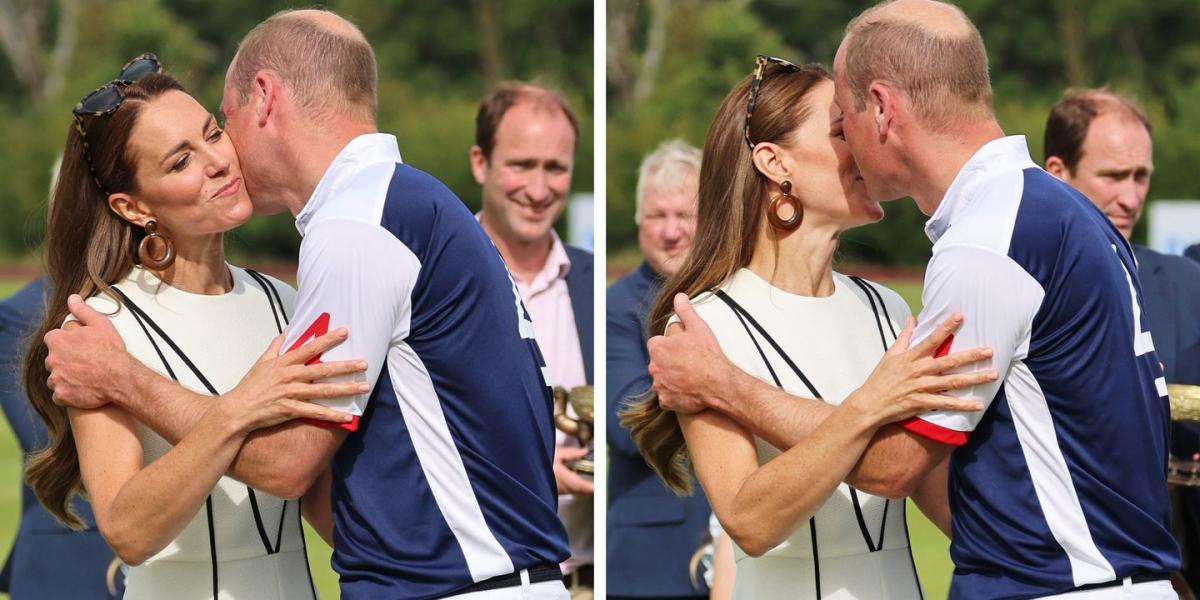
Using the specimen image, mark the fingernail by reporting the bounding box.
[357,361,368,370]
[337,328,349,338]
[983,349,993,357]
[358,383,370,392]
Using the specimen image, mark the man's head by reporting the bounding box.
[220,9,377,214]
[636,140,701,277]
[470,81,579,249]
[1044,89,1153,239]
[833,0,993,202]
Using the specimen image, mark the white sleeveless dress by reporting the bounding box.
[84,266,317,600]
[688,269,925,600]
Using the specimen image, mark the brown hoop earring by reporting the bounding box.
[138,220,175,270]
[767,179,802,231]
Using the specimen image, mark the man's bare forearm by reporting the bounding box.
[713,367,941,497]
[114,355,333,497]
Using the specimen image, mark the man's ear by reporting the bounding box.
[254,72,278,126]
[1045,155,1069,180]
[869,83,895,140]
[108,193,153,228]
[469,145,489,186]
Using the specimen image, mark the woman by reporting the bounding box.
[622,59,995,599]
[22,55,355,599]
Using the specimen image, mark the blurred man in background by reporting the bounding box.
[607,139,713,600]
[471,81,595,598]
[1044,88,1200,593]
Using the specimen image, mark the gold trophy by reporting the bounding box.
[553,385,594,476]
[1168,384,1200,487]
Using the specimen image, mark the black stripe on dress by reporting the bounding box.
[715,291,823,597]
[114,282,311,597]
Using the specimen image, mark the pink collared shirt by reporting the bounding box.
[511,233,592,573]
[513,233,587,390]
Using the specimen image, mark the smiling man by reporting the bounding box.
[471,81,595,598]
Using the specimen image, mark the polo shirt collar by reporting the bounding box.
[295,133,403,236]
[924,135,1036,243]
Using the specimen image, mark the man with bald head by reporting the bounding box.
[42,8,571,599]
[647,1,1180,597]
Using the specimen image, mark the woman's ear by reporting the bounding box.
[108,193,154,228]
[751,142,793,187]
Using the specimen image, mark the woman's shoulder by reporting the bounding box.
[835,273,914,319]
[231,266,298,311]
[663,286,737,335]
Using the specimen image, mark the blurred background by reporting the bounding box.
[607,0,1200,270]
[0,1,592,598]
[606,1,1200,598]
[0,0,594,265]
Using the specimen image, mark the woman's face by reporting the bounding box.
[779,80,883,229]
[116,89,253,240]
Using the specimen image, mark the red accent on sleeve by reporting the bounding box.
[899,416,969,446]
[934,333,955,358]
[300,414,359,432]
[287,312,331,365]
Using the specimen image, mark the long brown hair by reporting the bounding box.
[619,63,830,494]
[23,73,185,528]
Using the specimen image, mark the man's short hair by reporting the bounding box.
[230,9,377,123]
[635,139,701,225]
[1044,88,1152,175]
[475,81,579,160]
[843,0,992,128]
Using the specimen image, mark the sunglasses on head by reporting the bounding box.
[72,53,162,192]
[744,54,803,149]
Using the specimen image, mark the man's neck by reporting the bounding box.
[480,217,553,284]
[282,121,377,216]
[905,119,1006,216]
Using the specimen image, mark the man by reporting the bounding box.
[1043,88,1200,591]
[648,1,1180,597]
[0,278,120,599]
[470,81,595,598]
[44,9,570,599]
[607,140,711,600]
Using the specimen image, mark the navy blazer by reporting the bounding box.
[1186,243,1200,264]
[0,278,120,598]
[606,262,712,597]
[564,245,594,385]
[1135,246,1200,587]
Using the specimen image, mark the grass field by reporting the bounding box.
[0,275,950,599]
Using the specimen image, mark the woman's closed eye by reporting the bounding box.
[170,154,190,172]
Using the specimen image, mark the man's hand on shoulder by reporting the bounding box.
[45,294,129,410]
[648,293,734,414]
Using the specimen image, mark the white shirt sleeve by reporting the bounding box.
[900,244,1044,445]
[283,217,420,430]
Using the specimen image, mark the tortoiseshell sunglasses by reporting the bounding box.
[744,54,802,149]
[72,53,162,191]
